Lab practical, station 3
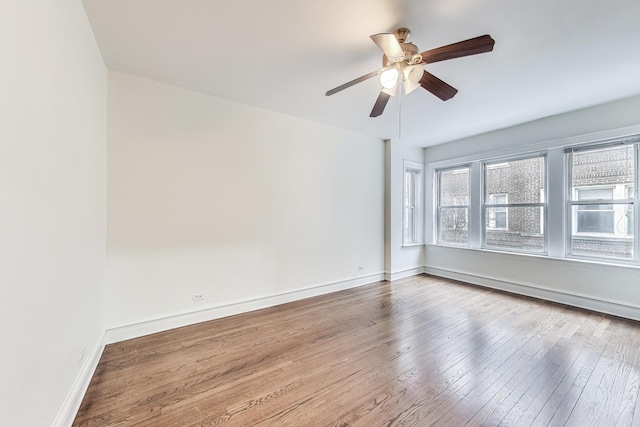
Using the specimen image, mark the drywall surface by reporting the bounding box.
[0,1,106,425]
[424,95,640,317]
[106,71,384,327]
[426,95,640,162]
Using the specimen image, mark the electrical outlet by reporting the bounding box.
[192,294,204,301]
[79,349,85,364]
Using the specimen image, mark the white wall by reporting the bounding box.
[106,72,384,336]
[0,1,106,426]
[424,95,640,320]
[384,140,425,280]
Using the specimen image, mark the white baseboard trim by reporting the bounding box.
[384,266,425,282]
[424,266,640,321]
[52,333,105,427]
[105,272,385,344]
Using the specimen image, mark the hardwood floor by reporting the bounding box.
[74,275,640,426]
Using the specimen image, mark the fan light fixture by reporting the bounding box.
[325,28,495,118]
[379,68,399,89]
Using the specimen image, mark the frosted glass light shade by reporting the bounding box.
[379,68,399,89]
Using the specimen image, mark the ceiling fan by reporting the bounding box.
[325,28,495,117]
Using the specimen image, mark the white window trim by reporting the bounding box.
[403,160,424,246]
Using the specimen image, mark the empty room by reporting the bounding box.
[3,0,640,426]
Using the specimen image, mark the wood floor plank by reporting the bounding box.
[565,317,640,426]
[463,308,592,427]
[73,275,640,427]
[356,302,569,426]
[544,319,618,426]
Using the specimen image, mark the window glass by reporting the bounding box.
[403,162,424,245]
[485,157,545,204]
[432,135,639,266]
[569,145,634,259]
[483,157,546,252]
[487,194,508,230]
[438,167,469,245]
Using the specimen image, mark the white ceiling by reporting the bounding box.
[82,0,640,147]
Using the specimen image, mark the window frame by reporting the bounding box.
[403,160,424,246]
[565,141,639,262]
[427,131,640,268]
[435,164,471,247]
[481,153,548,254]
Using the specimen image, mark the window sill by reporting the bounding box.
[402,243,425,248]
[427,243,640,272]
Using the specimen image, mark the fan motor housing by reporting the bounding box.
[382,42,420,66]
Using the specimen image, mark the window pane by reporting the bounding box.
[404,172,416,206]
[439,168,469,206]
[485,206,544,252]
[576,207,614,233]
[571,204,633,259]
[577,187,613,201]
[493,194,507,204]
[569,145,635,259]
[485,157,545,203]
[495,211,507,229]
[571,203,633,259]
[571,145,634,201]
[487,193,508,230]
[439,207,468,245]
[404,207,415,244]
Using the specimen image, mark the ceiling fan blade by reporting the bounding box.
[370,91,391,117]
[325,70,378,96]
[419,71,458,101]
[421,35,495,64]
[370,33,405,62]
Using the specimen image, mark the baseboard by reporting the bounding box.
[105,272,385,344]
[52,333,105,427]
[424,266,640,321]
[384,266,425,282]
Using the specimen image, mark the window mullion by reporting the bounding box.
[469,162,482,249]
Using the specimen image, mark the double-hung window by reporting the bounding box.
[566,142,637,260]
[483,155,546,253]
[436,166,470,246]
[403,161,424,245]
[432,134,640,266]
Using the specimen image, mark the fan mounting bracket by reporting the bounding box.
[394,28,411,43]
